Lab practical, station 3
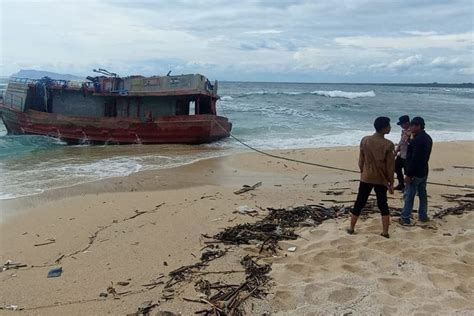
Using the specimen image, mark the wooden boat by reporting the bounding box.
[0,71,232,144]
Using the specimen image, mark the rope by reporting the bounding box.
[213,118,474,189]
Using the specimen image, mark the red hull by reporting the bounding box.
[0,105,232,144]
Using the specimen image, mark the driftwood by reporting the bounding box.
[441,193,474,203]
[158,200,473,315]
[433,202,473,219]
[453,165,474,170]
[127,300,159,316]
[320,190,344,196]
[195,256,271,315]
[234,182,262,195]
[1,261,27,272]
[34,239,56,247]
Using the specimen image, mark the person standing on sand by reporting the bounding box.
[347,117,395,238]
[400,117,433,225]
[394,115,411,191]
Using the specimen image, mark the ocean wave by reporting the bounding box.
[0,134,66,158]
[311,90,376,99]
[223,129,474,151]
[220,89,376,99]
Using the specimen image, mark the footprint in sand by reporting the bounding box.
[453,235,472,244]
[329,237,355,247]
[309,229,329,238]
[428,272,457,290]
[286,262,315,275]
[463,241,474,253]
[341,263,364,274]
[297,251,333,266]
[303,282,323,303]
[378,277,416,297]
[435,262,474,279]
[273,289,299,310]
[335,244,355,252]
[327,287,359,303]
[455,281,474,300]
[459,253,474,265]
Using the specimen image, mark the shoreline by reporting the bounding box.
[0,141,473,314]
[2,140,473,214]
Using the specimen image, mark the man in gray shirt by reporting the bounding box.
[395,115,411,191]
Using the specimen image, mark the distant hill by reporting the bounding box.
[11,69,84,80]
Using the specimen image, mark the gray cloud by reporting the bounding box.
[1,0,472,82]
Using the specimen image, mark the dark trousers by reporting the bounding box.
[351,181,389,216]
[395,157,406,186]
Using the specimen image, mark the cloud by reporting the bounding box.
[243,29,283,35]
[1,0,473,82]
[335,32,473,50]
[431,57,464,67]
[430,56,474,76]
[369,55,424,72]
[402,31,438,36]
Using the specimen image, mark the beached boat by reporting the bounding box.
[0,70,232,144]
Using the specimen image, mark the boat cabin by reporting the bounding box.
[2,74,219,120]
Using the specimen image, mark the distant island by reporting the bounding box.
[10,69,84,81]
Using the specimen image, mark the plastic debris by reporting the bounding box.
[234,205,258,216]
[47,267,63,278]
[287,246,297,252]
[1,304,22,311]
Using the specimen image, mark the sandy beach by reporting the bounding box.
[1,141,473,315]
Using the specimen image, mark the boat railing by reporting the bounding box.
[10,77,77,87]
[10,77,38,84]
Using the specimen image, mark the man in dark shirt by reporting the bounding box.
[400,117,433,225]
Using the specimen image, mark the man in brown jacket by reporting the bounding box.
[347,117,395,238]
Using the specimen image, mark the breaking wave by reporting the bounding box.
[311,90,376,99]
[224,89,376,99]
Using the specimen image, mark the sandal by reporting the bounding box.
[346,228,355,235]
[380,233,390,239]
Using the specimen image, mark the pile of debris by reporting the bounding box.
[157,201,473,315]
[433,202,473,219]
[194,256,271,315]
[213,204,349,254]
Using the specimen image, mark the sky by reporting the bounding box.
[0,0,473,83]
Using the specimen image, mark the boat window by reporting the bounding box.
[189,101,195,115]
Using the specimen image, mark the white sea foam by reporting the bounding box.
[220,95,234,101]
[229,129,474,151]
[311,90,376,99]
[228,90,376,99]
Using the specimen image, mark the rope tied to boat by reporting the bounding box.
[212,118,474,189]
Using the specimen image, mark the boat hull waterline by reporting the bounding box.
[0,106,232,144]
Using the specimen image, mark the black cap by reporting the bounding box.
[374,116,391,132]
[397,115,410,125]
[410,116,425,129]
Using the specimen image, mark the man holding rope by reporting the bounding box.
[347,117,395,238]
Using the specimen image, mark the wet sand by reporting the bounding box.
[0,141,473,315]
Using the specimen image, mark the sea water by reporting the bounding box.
[0,82,473,199]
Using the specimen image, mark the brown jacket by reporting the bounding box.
[359,133,395,186]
